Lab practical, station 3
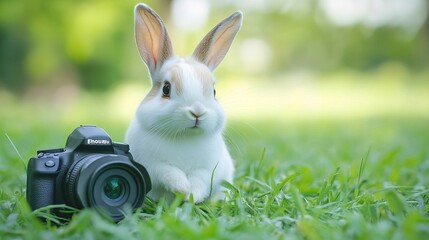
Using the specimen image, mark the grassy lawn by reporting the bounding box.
[1,72,429,239]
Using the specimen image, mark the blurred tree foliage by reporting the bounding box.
[0,0,428,93]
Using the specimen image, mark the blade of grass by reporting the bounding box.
[255,147,266,178]
[5,133,26,170]
[355,148,370,198]
[291,186,307,217]
[209,161,220,198]
[385,189,408,216]
[264,174,296,214]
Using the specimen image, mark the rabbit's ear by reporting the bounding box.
[192,11,243,71]
[135,4,173,76]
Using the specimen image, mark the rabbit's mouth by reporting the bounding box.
[190,123,202,130]
[187,118,205,132]
[184,125,204,136]
[193,117,201,128]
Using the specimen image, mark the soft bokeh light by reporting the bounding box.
[171,0,210,32]
[320,0,428,34]
[238,38,272,75]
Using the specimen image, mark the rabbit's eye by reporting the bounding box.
[162,82,171,97]
[213,88,216,97]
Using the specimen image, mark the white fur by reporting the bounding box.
[126,117,233,202]
[126,4,242,203]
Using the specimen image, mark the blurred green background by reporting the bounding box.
[1,1,429,237]
[1,0,428,148]
[1,0,428,91]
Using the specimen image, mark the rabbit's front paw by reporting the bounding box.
[188,174,210,203]
[188,187,208,203]
[162,170,191,195]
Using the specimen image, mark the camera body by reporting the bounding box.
[26,125,151,222]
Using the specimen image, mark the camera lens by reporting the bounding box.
[91,167,139,209]
[66,155,148,221]
[103,176,125,200]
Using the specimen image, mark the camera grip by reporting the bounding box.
[26,156,60,211]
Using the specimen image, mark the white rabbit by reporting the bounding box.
[125,3,243,203]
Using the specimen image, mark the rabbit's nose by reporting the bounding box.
[187,103,207,119]
[188,109,207,119]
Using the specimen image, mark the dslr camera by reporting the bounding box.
[26,125,151,222]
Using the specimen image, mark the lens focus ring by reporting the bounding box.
[65,156,94,207]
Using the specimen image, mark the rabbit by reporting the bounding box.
[125,3,243,203]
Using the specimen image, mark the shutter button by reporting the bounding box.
[45,160,55,168]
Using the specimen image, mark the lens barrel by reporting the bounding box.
[65,154,148,221]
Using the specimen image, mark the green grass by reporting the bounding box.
[1,76,429,239]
